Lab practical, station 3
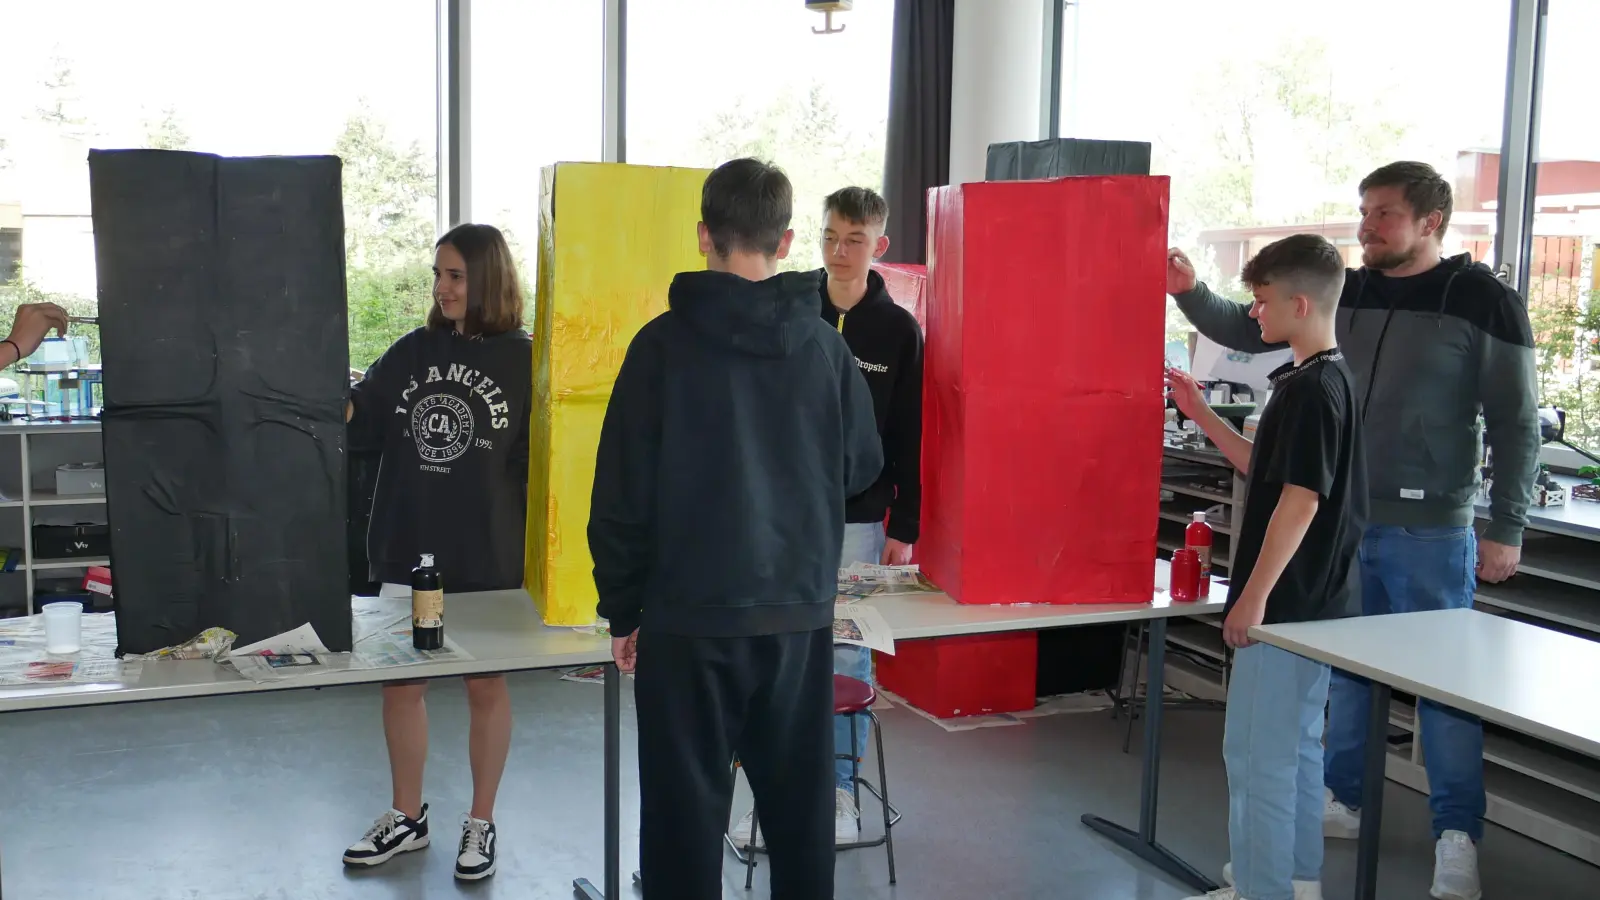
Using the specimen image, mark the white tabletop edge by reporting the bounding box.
[1252,611,1600,759]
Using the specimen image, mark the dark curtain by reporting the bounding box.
[881,0,954,265]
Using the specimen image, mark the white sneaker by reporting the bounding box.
[834,788,859,844]
[342,805,430,866]
[1184,888,1247,900]
[1431,831,1482,900]
[1222,862,1323,899]
[729,808,763,849]
[1323,788,1362,839]
[454,815,497,881]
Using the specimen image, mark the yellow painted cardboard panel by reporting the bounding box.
[526,162,710,625]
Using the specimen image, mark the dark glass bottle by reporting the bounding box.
[411,553,444,651]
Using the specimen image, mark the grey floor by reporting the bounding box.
[2,671,1594,900]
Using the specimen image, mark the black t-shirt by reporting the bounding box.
[1226,349,1368,624]
[349,326,533,593]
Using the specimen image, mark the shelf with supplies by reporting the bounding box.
[0,419,108,616]
[1159,444,1244,574]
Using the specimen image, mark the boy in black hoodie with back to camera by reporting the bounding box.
[588,158,883,899]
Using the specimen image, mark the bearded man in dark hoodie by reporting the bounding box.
[588,157,883,899]
[1169,160,1538,900]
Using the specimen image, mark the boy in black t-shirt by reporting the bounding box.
[1167,234,1368,900]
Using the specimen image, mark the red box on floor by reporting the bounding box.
[920,176,1168,606]
[875,631,1038,718]
[873,262,928,330]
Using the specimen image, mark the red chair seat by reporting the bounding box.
[834,674,876,715]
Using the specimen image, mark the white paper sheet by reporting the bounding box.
[832,603,895,655]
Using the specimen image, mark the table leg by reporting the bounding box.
[1081,616,1216,893]
[573,662,623,900]
[1353,680,1390,900]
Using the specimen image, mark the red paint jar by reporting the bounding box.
[1170,549,1200,602]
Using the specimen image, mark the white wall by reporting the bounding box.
[948,0,1048,186]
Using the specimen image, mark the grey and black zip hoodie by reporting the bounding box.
[1174,253,1539,546]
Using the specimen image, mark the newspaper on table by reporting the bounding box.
[348,594,474,668]
[0,611,144,686]
[833,602,895,655]
[222,623,351,683]
[837,562,940,599]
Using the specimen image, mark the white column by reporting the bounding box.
[949,0,1049,186]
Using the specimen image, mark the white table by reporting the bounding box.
[0,591,625,900]
[1253,608,1600,900]
[858,561,1229,894]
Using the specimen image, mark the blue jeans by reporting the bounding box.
[1324,525,1485,841]
[834,522,885,793]
[1225,642,1332,900]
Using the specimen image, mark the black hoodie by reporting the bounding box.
[349,326,533,592]
[819,268,924,543]
[588,269,883,638]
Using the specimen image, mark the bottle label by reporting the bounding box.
[412,588,444,630]
[1188,543,1212,577]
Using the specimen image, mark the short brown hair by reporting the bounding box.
[701,158,793,258]
[428,223,525,336]
[824,186,889,230]
[1241,233,1346,312]
[1359,161,1453,235]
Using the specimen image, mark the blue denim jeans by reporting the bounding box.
[1225,642,1332,900]
[1324,525,1486,841]
[834,522,885,792]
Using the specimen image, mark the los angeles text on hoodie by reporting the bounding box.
[349,326,533,592]
[588,270,884,639]
[1175,253,1539,546]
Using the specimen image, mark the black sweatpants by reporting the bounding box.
[635,626,835,900]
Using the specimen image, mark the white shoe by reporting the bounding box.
[1184,888,1247,900]
[728,808,762,849]
[1431,831,1482,900]
[453,815,497,881]
[1222,862,1323,899]
[834,788,859,845]
[1323,787,1361,839]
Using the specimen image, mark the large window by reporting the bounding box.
[626,0,893,272]
[0,0,437,370]
[1060,0,1509,334]
[1529,1,1600,455]
[470,0,605,289]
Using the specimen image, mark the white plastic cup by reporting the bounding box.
[41,601,83,654]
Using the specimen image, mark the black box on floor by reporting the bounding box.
[985,138,1152,182]
[1036,624,1126,697]
[89,149,352,654]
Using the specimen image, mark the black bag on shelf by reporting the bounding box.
[89,149,352,654]
[985,138,1152,181]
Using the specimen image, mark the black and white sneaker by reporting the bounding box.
[455,816,497,881]
[343,805,431,866]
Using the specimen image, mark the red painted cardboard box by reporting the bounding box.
[919,176,1168,606]
[873,262,928,330]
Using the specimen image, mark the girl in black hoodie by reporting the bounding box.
[341,224,532,882]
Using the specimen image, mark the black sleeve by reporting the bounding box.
[840,339,885,499]
[884,319,923,544]
[587,328,663,637]
[348,339,403,456]
[1263,382,1343,498]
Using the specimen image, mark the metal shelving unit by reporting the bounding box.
[0,420,107,615]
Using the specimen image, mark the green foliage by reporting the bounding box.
[142,107,191,151]
[691,85,885,273]
[1160,37,1409,245]
[335,103,439,365]
[1527,273,1600,455]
